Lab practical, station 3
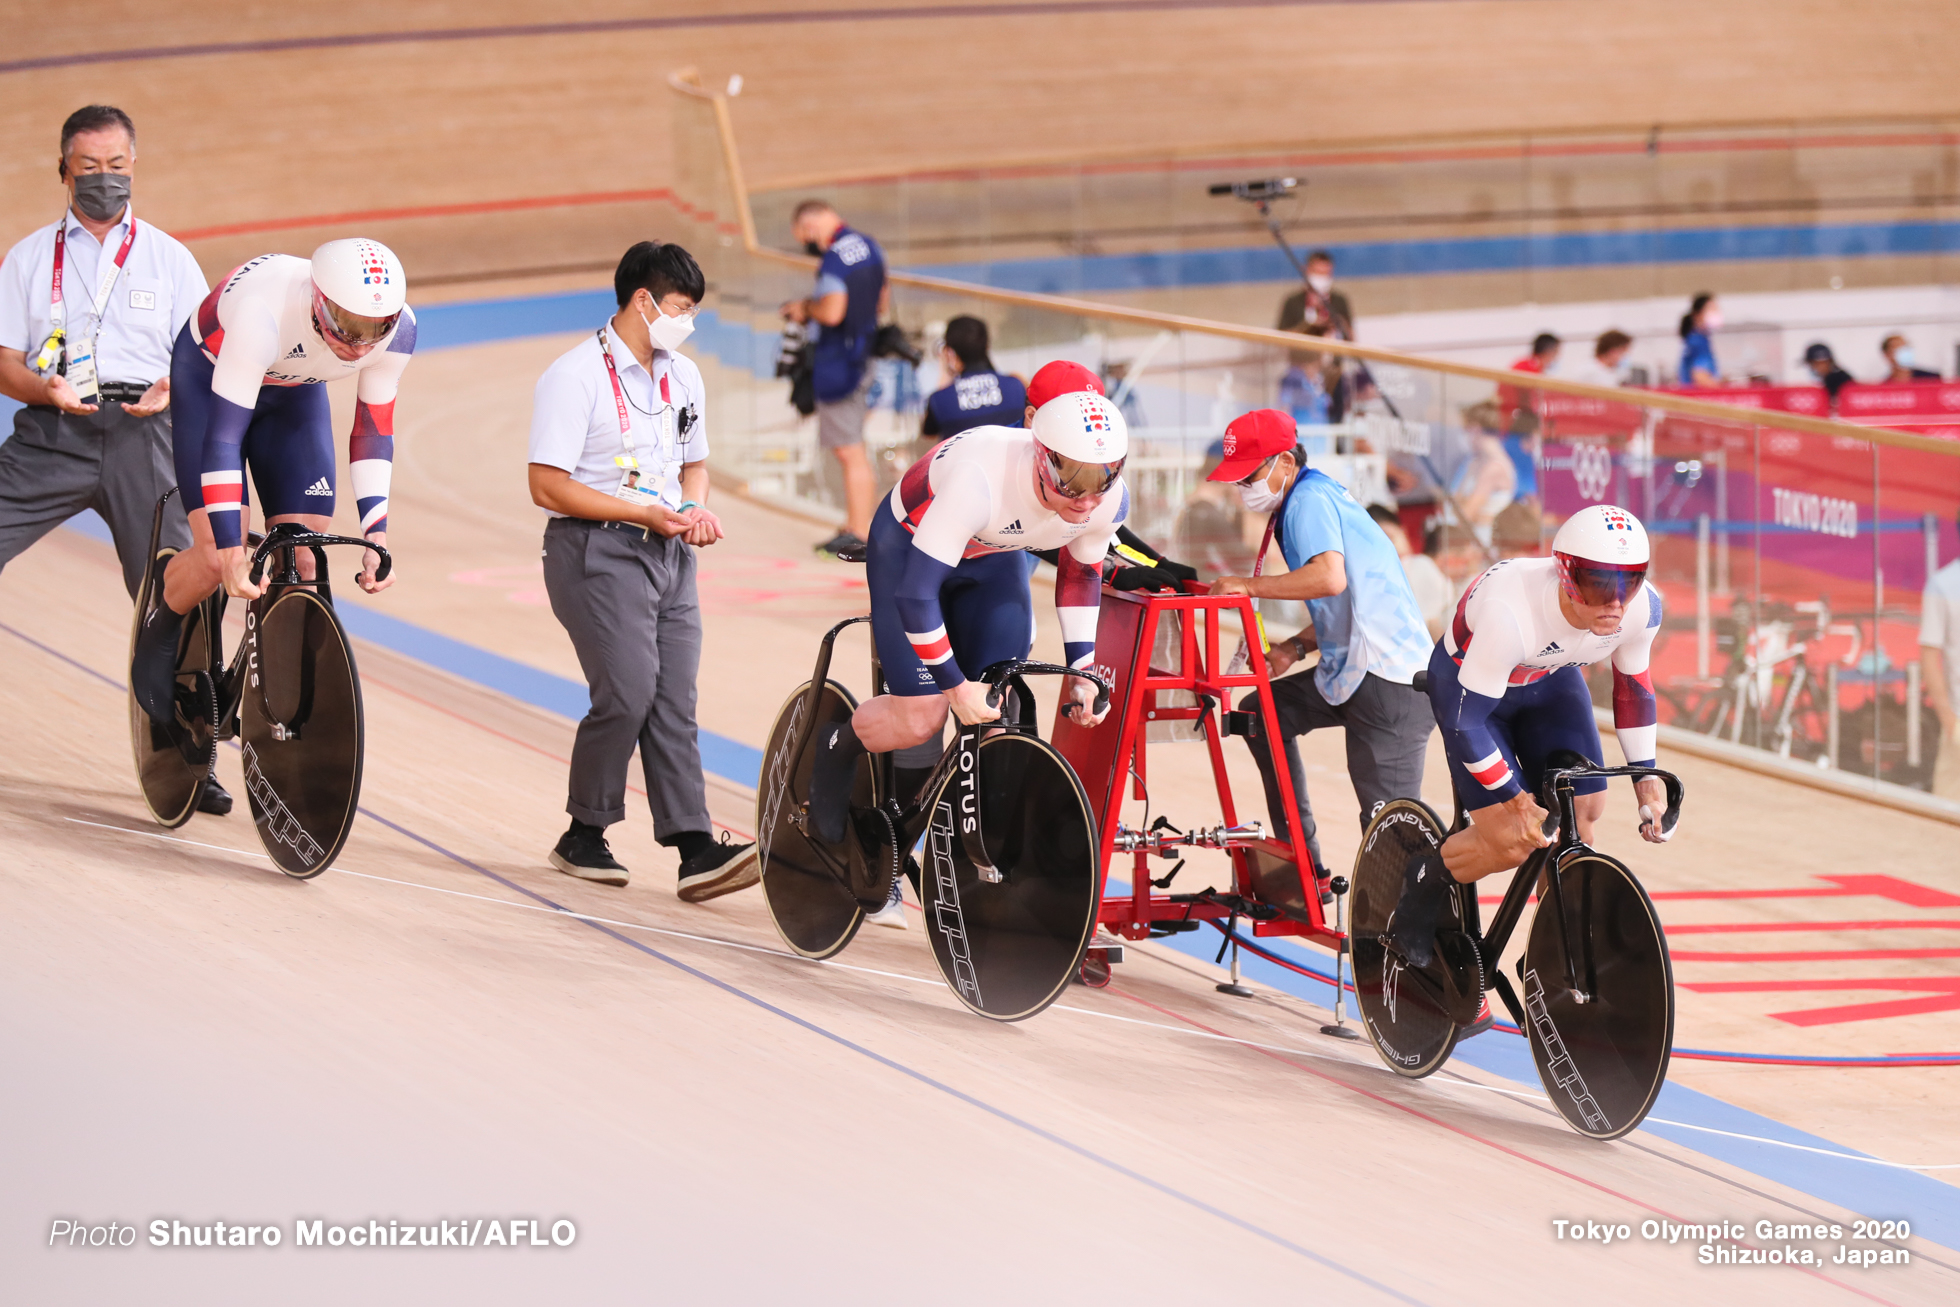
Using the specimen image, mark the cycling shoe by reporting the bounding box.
[131,603,186,726]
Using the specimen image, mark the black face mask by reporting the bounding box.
[802,240,822,257]
[71,172,131,221]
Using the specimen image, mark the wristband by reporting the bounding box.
[1291,636,1308,661]
[677,500,701,513]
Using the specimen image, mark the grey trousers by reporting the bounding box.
[1238,670,1434,875]
[0,402,188,599]
[542,517,711,838]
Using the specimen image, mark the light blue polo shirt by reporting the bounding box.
[1274,468,1432,704]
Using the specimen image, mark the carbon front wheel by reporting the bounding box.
[238,588,365,878]
[1350,798,1463,1078]
[128,548,216,828]
[756,680,873,959]
[918,732,1099,1022]
[1522,851,1674,1140]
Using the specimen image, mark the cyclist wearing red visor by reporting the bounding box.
[1389,504,1678,969]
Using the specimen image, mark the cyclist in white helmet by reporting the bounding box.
[131,238,415,722]
[804,389,1127,922]
[1389,504,1678,969]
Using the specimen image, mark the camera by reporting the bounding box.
[1208,178,1300,202]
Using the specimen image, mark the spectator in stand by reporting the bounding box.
[920,316,1025,444]
[1452,400,1516,543]
[1498,332,1558,502]
[1679,293,1721,387]
[1572,329,1633,387]
[781,200,888,561]
[1922,510,1960,802]
[1277,250,1353,341]
[1881,334,1941,384]
[1368,502,1452,639]
[1491,499,1544,559]
[1803,342,1854,404]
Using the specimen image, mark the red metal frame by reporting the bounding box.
[1051,585,1341,950]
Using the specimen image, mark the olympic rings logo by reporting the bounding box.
[1570,441,1615,502]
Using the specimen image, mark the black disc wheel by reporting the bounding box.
[1522,851,1674,1140]
[1350,798,1468,1079]
[238,588,364,878]
[128,549,216,828]
[918,732,1099,1022]
[756,680,874,959]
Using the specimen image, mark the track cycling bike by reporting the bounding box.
[128,488,388,878]
[1349,756,1685,1140]
[756,615,1112,1022]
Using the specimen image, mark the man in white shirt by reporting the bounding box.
[0,105,220,811]
[527,240,756,900]
[0,105,208,598]
[1921,525,1960,802]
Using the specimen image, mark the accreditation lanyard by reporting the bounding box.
[52,212,138,336]
[34,213,138,377]
[597,327,674,499]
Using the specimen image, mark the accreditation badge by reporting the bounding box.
[64,335,101,401]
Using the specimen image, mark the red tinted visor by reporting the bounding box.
[313,288,399,348]
[1558,555,1647,606]
[1037,444,1125,499]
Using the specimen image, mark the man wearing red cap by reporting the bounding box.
[1206,408,1434,892]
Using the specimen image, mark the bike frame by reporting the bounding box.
[1462,761,1684,1027]
[192,523,391,741]
[781,614,1110,890]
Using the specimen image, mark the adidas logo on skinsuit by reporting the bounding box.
[1000,519,1023,535]
[303,477,332,497]
[1536,642,1563,657]
[284,343,306,359]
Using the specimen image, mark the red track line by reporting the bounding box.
[1673,948,1960,963]
[1667,920,1960,935]
[171,188,735,243]
[1104,984,1896,1305]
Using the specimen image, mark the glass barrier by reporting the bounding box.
[670,79,1960,809]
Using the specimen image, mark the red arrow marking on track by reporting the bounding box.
[1683,978,1960,1026]
[1481,874,1960,910]
[1666,919,1960,934]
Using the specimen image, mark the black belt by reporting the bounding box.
[593,518,652,541]
[96,381,152,402]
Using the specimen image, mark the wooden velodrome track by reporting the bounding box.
[5,4,1960,1303]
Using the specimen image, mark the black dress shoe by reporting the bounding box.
[548,820,629,886]
[676,834,760,903]
[131,603,185,725]
[196,775,233,816]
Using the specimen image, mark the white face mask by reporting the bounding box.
[642,302,696,352]
[1702,308,1723,332]
[1306,273,1333,294]
[1237,461,1286,513]
[1894,345,1918,369]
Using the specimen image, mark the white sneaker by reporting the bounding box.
[864,875,909,930]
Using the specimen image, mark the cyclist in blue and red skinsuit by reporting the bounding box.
[1389,504,1681,969]
[130,238,414,723]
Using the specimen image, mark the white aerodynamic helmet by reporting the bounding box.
[1030,390,1128,498]
[1551,504,1650,606]
[309,238,406,346]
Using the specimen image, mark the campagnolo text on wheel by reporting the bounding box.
[1352,504,1688,1140]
